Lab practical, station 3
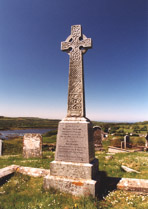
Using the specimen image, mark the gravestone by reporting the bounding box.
[0,139,2,156]
[23,134,42,158]
[123,135,130,149]
[44,25,99,197]
[145,134,148,151]
[93,126,103,150]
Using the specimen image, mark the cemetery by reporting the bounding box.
[0,25,148,208]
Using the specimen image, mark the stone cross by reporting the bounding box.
[61,25,92,117]
[44,25,99,197]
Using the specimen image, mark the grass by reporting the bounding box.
[0,173,98,209]
[0,151,55,169]
[95,151,148,179]
[1,137,148,179]
[43,135,56,144]
[0,135,148,208]
[99,190,148,209]
[1,151,148,179]
[0,173,148,209]
[0,116,59,130]
[2,135,56,155]
[2,137,23,155]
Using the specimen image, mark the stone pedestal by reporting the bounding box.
[44,174,99,197]
[44,118,99,197]
[44,158,99,197]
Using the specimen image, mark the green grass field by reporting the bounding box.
[0,128,148,208]
[0,173,148,209]
[0,116,59,130]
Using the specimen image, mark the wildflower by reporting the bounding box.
[74,203,77,208]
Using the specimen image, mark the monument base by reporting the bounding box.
[43,159,99,197]
[43,116,100,196]
[44,175,99,197]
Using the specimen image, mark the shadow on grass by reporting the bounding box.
[96,171,121,200]
[0,173,14,186]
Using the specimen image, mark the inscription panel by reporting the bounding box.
[55,122,95,163]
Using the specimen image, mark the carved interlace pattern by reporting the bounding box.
[61,25,92,117]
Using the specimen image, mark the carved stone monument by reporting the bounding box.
[23,134,42,158]
[44,25,99,197]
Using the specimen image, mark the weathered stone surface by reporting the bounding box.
[50,158,98,180]
[0,165,18,179]
[23,134,42,158]
[123,135,130,149]
[55,120,95,163]
[44,175,98,197]
[0,139,2,156]
[121,165,140,173]
[61,25,92,118]
[108,146,132,153]
[0,165,50,179]
[16,166,50,177]
[117,178,148,193]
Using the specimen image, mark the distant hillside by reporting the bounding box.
[92,120,148,135]
[0,116,59,130]
[134,121,148,125]
[0,116,147,133]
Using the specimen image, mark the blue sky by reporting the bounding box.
[0,0,147,122]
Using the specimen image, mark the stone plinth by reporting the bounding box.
[50,158,98,180]
[44,175,99,197]
[44,118,99,197]
[23,134,42,158]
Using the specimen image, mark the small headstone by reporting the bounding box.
[145,134,148,147]
[23,134,42,158]
[123,135,130,149]
[145,134,148,151]
[0,139,2,156]
[93,126,103,150]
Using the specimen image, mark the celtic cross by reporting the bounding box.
[61,25,92,117]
